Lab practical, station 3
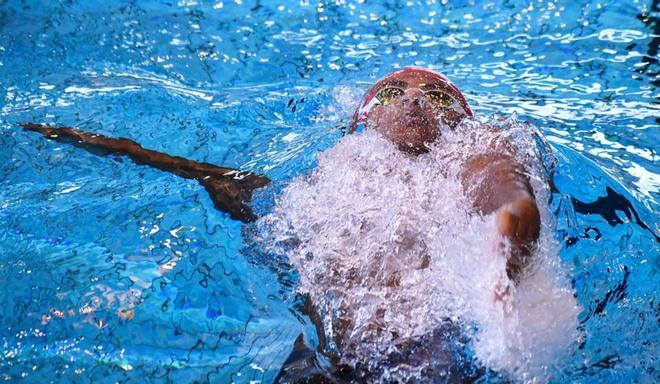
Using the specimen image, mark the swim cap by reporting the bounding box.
[349,67,473,133]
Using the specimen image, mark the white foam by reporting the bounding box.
[258,116,579,382]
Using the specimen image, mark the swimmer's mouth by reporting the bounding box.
[404,110,431,127]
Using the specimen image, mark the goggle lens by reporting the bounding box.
[425,91,454,107]
[375,87,405,105]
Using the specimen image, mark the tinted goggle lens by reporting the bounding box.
[375,87,404,105]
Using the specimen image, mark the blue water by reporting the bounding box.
[0,0,658,382]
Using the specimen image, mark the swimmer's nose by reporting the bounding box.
[400,88,426,107]
[400,88,431,112]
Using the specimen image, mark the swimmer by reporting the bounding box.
[20,67,541,381]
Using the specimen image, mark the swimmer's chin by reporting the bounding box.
[385,127,440,155]
[397,140,435,155]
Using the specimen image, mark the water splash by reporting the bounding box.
[258,116,580,382]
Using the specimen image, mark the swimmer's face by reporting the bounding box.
[362,71,470,154]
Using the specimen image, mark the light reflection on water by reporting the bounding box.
[0,0,658,382]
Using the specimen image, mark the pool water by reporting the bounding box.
[0,0,658,383]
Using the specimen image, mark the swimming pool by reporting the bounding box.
[0,0,658,382]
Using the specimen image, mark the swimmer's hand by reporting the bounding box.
[496,195,540,280]
[200,175,269,222]
[21,122,270,222]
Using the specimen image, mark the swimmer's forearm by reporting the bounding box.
[21,123,270,222]
[20,123,256,180]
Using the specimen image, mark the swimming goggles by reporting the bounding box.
[373,87,457,108]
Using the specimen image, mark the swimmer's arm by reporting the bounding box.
[459,150,540,280]
[21,123,270,222]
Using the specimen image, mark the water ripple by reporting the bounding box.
[0,0,658,382]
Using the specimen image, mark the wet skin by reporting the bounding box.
[20,68,543,381]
